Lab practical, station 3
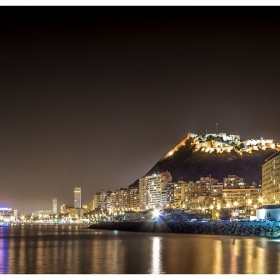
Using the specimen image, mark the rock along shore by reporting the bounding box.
[89,220,280,238]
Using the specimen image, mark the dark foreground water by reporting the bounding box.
[0,224,280,274]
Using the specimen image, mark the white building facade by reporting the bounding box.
[262,152,280,205]
[256,204,280,221]
[139,171,172,210]
[52,198,58,214]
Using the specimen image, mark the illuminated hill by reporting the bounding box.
[146,132,280,185]
[163,133,279,158]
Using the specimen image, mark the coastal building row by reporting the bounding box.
[23,152,280,221]
[83,151,280,218]
[139,173,262,214]
[90,186,140,213]
[86,173,263,215]
[29,151,280,220]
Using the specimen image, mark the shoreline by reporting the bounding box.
[89,220,280,238]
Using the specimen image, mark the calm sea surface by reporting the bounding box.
[0,224,280,274]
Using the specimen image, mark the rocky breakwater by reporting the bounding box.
[89,220,280,238]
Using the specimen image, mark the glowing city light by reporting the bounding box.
[153,209,160,218]
[247,199,252,205]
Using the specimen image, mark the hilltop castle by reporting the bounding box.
[164,132,280,158]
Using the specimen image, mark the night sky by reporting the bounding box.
[1,7,280,213]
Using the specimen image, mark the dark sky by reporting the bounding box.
[0,7,280,213]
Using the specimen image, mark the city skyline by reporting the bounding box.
[2,131,279,214]
[1,7,280,213]
[0,171,265,218]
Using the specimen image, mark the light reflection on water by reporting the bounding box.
[150,237,163,274]
[0,236,8,274]
[0,225,279,274]
[212,240,223,273]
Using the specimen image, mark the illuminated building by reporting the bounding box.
[0,208,17,223]
[61,204,71,214]
[92,192,100,210]
[117,186,140,211]
[256,204,280,221]
[128,186,139,210]
[139,171,172,210]
[166,181,189,209]
[60,204,81,217]
[31,210,52,219]
[13,209,18,220]
[74,187,82,208]
[182,181,196,208]
[92,191,107,210]
[223,175,245,188]
[106,192,116,212]
[262,152,280,205]
[182,177,219,209]
[115,189,124,210]
[222,186,262,215]
[106,187,140,212]
[91,187,140,213]
[81,202,92,214]
[139,178,148,210]
[196,177,218,197]
[118,188,128,210]
[210,183,223,199]
[52,198,58,214]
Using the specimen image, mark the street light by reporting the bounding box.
[209,205,214,220]
[153,209,160,221]
[232,201,239,218]
[246,199,253,216]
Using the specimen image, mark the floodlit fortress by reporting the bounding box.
[164,132,280,158]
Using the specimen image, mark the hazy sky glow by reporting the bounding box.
[1,7,280,213]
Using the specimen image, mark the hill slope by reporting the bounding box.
[145,133,279,185]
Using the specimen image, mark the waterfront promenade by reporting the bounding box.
[90,220,280,238]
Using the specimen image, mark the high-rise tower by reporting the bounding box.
[262,152,280,205]
[139,171,172,210]
[74,187,82,208]
[52,198,58,214]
